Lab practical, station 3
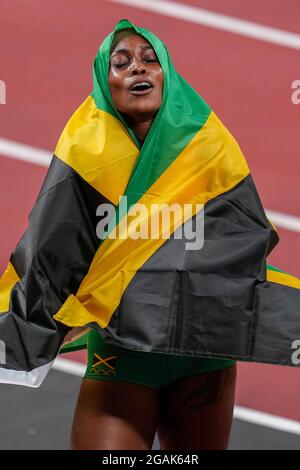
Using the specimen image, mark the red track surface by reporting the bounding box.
[0,0,299,421]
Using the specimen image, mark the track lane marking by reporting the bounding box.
[0,137,51,166]
[108,0,300,50]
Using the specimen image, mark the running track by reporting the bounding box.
[0,0,300,432]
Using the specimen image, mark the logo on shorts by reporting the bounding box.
[91,352,118,376]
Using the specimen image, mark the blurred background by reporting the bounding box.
[0,0,299,450]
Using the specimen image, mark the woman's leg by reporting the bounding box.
[71,378,160,450]
[156,364,237,450]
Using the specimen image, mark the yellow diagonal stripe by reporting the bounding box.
[54,95,139,205]
[54,111,250,329]
[0,262,20,313]
[267,268,300,289]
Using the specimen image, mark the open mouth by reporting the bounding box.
[128,82,154,95]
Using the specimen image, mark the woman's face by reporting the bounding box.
[108,34,163,120]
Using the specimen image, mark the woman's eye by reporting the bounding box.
[113,63,127,68]
[144,58,157,63]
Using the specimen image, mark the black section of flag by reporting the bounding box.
[96,175,299,366]
[0,155,115,372]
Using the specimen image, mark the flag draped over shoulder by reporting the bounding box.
[1,19,300,388]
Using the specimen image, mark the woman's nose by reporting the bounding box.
[129,59,146,75]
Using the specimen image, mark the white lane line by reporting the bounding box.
[108,0,300,50]
[0,137,51,167]
[266,210,300,234]
[53,357,86,377]
[234,405,300,436]
[0,136,300,235]
[52,357,300,436]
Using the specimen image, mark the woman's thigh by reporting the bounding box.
[71,378,160,450]
[156,364,237,450]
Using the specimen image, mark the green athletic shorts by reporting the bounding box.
[84,328,236,389]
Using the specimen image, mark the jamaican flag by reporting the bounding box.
[1,19,300,387]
